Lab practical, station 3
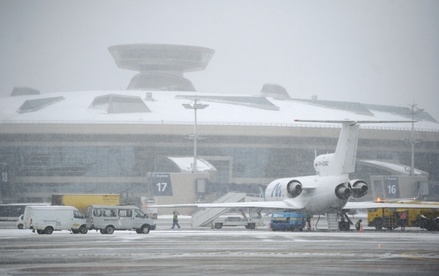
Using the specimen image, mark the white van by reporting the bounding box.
[24,206,88,235]
[86,205,156,234]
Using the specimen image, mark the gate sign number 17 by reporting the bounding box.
[156,182,167,192]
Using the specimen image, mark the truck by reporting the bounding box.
[367,207,439,231]
[23,205,88,235]
[52,194,120,213]
[270,212,306,231]
[141,197,158,219]
[86,205,156,234]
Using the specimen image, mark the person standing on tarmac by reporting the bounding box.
[355,219,362,231]
[171,211,181,229]
[306,215,312,230]
[399,211,408,231]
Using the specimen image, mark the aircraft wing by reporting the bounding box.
[295,119,415,125]
[344,201,439,210]
[151,200,303,210]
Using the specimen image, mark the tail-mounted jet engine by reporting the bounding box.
[349,179,368,198]
[335,183,352,200]
[281,180,303,198]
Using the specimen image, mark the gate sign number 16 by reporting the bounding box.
[387,184,397,194]
[385,183,400,198]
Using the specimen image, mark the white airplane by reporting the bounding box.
[154,120,439,229]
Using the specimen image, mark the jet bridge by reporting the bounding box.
[191,192,248,227]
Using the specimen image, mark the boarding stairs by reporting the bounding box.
[326,213,339,231]
[191,192,248,227]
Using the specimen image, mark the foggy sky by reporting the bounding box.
[1,0,438,120]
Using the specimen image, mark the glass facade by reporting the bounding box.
[3,146,137,177]
[0,131,438,202]
[1,143,435,180]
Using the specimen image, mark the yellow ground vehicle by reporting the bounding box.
[367,207,439,231]
[52,194,120,213]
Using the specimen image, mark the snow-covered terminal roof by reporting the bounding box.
[1,89,438,128]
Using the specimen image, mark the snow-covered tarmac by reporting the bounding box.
[0,218,438,275]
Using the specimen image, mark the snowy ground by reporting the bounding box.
[0,216,438,275]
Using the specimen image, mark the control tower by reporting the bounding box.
[108,44,215,91]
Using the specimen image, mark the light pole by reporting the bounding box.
[403,103,423,176]
[183,99,209,173]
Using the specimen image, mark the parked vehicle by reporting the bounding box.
[270,212,306,231]
[141,197,158,219]
[368,207,439,231]
[86,205,156,234]
[16,214,24,229]
[52,194,120,213]
[0,203,49,221]
[211,216,261,229]
[23,206,87,234]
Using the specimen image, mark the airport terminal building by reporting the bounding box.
[1,44,438,205]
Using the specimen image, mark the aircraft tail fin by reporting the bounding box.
[334,122,359,174]
[295,120,414,176]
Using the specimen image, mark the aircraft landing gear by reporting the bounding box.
[338,211,352,231]
[338,220,350,231]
